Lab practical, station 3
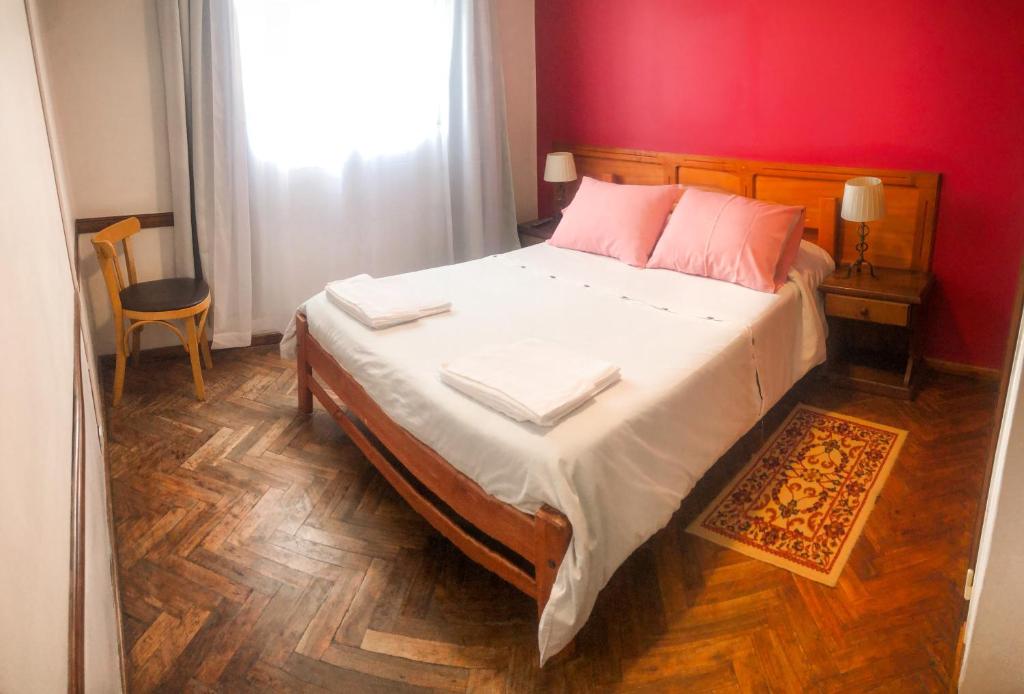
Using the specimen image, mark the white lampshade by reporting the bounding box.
[544,152,577,183]
[841,176,886,223]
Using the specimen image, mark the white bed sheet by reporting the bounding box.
[280,242,831,663]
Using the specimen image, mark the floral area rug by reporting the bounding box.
[687,404,907,585]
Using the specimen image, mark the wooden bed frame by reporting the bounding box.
[295,314,572,620]
[294,145,940,656]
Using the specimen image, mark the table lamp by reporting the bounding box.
[841,176,886,278]
[544,152,577,218]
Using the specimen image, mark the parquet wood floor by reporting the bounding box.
[103,345,998,692]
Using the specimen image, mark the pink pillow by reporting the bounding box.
[548,177,682,266]
[646,189,805,293]
[773,207,807,287]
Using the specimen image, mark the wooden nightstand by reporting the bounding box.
[819,269,934,400]
[517,217,559,247]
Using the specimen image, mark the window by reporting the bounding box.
[233,0,454,168]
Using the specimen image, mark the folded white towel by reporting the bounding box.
[441,338,620,426]
[325,274,450,329]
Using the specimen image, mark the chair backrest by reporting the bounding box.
[90,217,141,316]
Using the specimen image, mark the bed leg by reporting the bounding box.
[295,314,313,414]
[534,505,572,619]
[534,505,574,663]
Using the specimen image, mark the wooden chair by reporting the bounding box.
[91,217,212,405]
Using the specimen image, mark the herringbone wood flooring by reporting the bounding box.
[104,345,997,692]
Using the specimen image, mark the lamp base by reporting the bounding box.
[842,221,878,279]
[552,182,568,219]
[843,257,878,279]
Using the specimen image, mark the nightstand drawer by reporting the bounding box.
[825,294,909,327]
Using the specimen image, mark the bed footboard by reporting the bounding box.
[294,313,573,625]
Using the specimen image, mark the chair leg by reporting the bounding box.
[113,349,127,406]
[199,314,213,369]
[185,316,206,401]
[131,323,142,367]
[112,318,128,405]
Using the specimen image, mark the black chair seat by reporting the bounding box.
[120,278,209,313]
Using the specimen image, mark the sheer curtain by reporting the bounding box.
[233,0,519,335]
[157,0,254,348]
[158,0,518,345]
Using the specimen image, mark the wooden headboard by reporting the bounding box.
[563,145,941,271]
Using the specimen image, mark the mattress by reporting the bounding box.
[281,241,833,662]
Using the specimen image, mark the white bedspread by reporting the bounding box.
[280,242,831,663]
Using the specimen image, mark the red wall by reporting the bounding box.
[536,0,1024,369]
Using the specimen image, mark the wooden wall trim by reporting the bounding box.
[96,331,283,364]
[68,299,85,694]
[925,358,1001,382]
[75,212,174,236]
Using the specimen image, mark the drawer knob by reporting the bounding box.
[859,307,869,317]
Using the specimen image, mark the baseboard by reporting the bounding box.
[98,331,283,367]
[925,357,1001,381]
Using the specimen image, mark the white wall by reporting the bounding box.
[33,0,180,356]
[26,2,129,685]
[960,309,1024,691]
[1,0,75,688]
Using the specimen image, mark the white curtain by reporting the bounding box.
[158,0,255,348]
[446,0,519,262]
[159,0,518,343]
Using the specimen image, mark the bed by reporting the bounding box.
[281,147,941,663]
